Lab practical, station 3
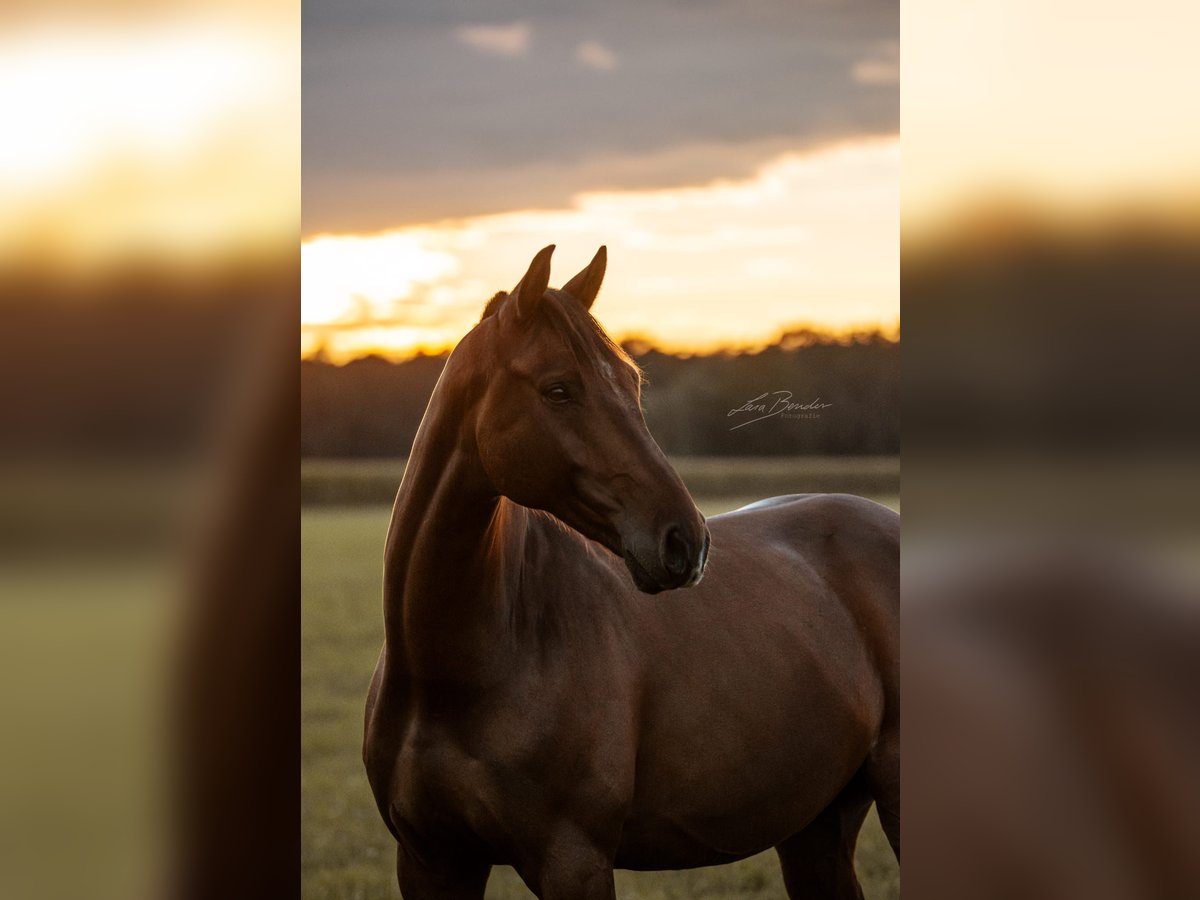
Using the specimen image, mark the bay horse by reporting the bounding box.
[364,245,899,899]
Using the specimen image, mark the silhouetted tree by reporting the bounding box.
[301,332,899,458]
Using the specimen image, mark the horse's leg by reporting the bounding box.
[395,842,490,900]
[775,780,872,900]
[525,827,616,900]
[866,721,900,862]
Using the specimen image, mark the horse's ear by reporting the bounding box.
[512,245,555,320]
[561,245,607,310]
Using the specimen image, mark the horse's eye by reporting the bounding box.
[543,384,570,404]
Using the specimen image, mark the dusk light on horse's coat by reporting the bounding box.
[364,247,899,898]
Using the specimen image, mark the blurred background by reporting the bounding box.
[0,0,298,898]
[903,0,1200,897]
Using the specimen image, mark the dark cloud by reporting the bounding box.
[303,0,898,233]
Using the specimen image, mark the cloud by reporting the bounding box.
[575,40,618,71]
[305,2,900,232]
[454,21,530,58]
[301,233,459,328]
[853,60,899,85]
[853,42,899,85]
[301,137,899,361]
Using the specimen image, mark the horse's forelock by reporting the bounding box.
[479,286,641,385]
[541,291,642,384]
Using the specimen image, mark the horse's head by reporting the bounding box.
[464,244,709,594]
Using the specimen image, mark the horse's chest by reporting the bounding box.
[389,712,550,856]
[391,724,494,829]
[390,696,631,858]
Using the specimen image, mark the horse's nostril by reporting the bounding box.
[662,525,690,578]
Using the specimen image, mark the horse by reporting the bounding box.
[364,245,899,899]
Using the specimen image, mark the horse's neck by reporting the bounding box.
[383,398,517,685]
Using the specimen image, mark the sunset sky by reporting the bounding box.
[302,1,900,361]
[0,6,297,270]
[5,0,1199,342]
[903,0,1200,239]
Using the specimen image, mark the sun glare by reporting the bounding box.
[903,0,1200,232]
[301,233,460,328]
[0,18,297,269]
[301,138,899,362]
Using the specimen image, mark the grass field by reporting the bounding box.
[302,467,900,899]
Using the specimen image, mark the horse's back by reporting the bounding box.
[715,492,898,596]
[714,490,899,650]
[697,492,900,718]
[642,490,898,707]
[720,492,897,541]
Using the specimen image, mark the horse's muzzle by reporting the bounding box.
[624,521,710,594]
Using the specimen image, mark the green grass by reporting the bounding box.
[303,491,899,899]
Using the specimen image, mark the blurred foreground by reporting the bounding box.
[901,217,1200,895]
[0,259,299,900]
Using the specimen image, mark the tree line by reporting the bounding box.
[301,330,899,458]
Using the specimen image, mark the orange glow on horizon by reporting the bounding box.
[300,318,901,364]
[301,138,900,363]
